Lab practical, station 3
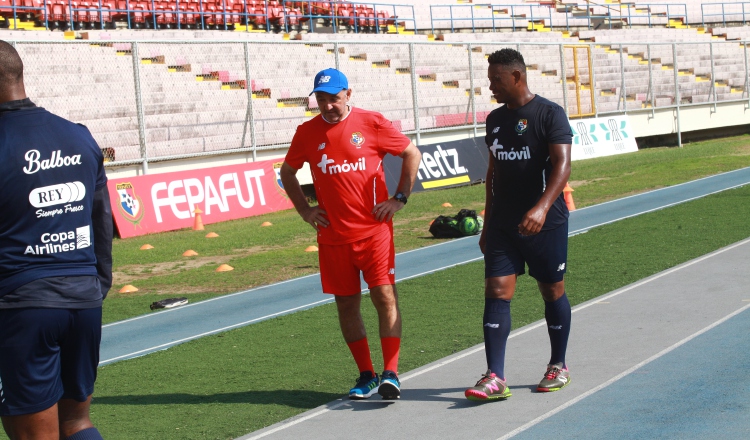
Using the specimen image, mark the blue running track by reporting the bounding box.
[100,166,750,365]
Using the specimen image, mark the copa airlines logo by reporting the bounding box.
[316,154,366,175]
[23,150,82,174]
[24,225,91,255]
[489,139,531,161]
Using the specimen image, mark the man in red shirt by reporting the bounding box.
[280,68,421,400]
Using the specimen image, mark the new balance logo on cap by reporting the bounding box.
[318,76,331,84]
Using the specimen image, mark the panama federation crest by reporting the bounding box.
[116,182,144,227]
[350,132,365,148]
[515,119,528,134]
[273,162,288,197]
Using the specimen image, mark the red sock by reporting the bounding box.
[381,337,401,373]
[347,338,374,374]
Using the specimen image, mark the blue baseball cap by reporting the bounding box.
[310,68,349,96]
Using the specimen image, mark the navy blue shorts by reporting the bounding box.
[484,222,568,283]
[0,307,101,416]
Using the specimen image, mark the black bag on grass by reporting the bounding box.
[429,209,482,238]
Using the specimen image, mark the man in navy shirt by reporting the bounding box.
[0,41,112,439]
[465,48,573,402]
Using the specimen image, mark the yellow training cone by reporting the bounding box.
[205,232,219,238]
[119,285,139,293]
[260,221,273,227]
[140,244,154,250]
[216,264,234,272]
[305,246,319,252]
[442,202,453,207]
[182,250,199,257]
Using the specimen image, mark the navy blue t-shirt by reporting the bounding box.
[484,95,573,230]
[0,102,108,305]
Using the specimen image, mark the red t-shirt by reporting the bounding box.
[285,107,411,245]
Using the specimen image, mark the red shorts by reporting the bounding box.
[319,227,396,296]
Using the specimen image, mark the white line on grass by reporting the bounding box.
[498,301,750,440]
[240,237,750,440]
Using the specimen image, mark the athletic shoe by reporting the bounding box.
[149,297,189,310]
[465,370,511,401]
[378,370,401,400]
[537,362,570,392]
[349,371,379,400]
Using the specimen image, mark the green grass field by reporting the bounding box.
[103,135,750,324]
[2,136,748,440]
[87,183,750,439]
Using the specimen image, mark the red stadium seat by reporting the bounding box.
[111,0,129,21]
[252,5,266,26]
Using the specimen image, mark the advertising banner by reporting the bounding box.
[570,115,638,161]
[386,115,638,194]
[383,137,489,194]
[108,160,292,238]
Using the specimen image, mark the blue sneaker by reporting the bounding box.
[379,370,401,399]
[349,371,379,399]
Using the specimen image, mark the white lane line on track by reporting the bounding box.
[568,181,750,235]
[102,273,321,328]
[101,257,485,365]
[103,237,478,330]
[498,302,750,439]
[106,170,750,330]
[571,166,750,213]
[99,297,334,365]
[241,237,750,440]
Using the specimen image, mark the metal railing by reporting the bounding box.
[702,2,750,27]
[429,2,688,33]
[0,0,415,33]
[8,38,750,172]
[281,1,415,33]
[429,4,554,34]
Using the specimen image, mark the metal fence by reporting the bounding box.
[10,38,750,173]
[428,3,689,33]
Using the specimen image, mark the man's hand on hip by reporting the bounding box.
[372,198,404,223]
[301,206,329,231]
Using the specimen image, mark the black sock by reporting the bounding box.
[545,292,571,367]
[65,427,104,440]
[483,297,511,379]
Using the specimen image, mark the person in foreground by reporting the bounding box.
[280,68,421,400]
[0,41,113,439]
[465,48,574,402]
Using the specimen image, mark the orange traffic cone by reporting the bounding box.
[193,207,205,231]
[563,183,576,211]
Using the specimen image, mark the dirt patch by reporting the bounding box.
[112,245,275,286]
[569,177,611,188]
[730,143,750,155]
